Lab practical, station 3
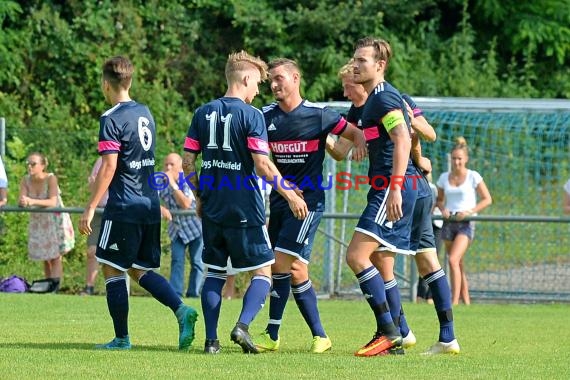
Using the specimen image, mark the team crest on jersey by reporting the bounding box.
[267,123,277,131]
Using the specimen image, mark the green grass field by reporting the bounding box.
[0,294,568,379]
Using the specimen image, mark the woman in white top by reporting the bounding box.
[563,180,570,214]
[436,137,492,305]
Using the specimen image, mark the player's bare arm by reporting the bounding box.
[325,135,353,161]
[252,152,308,220]
[404,100,436,142]
[411,134,432,174]
[79,153,117,235]
[339,122,367,161]
[386,119,411,222]
[182,151,202,217]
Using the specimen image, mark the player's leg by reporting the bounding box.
[256,209,290,348]
[230,224,274,354]
[415,250,459,354]
[291,259,331,353]
[94,219,133,350]
[83,213,101,295]
[199,220,228,354]
[371,252,411,347]
[129,222,198,351]
[347,231,401,356]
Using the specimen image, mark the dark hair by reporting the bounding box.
[268,58,302,77]
[102,56,134,90]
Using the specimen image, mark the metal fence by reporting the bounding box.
[2,97,570,302]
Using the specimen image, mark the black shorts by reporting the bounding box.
[96,219,161,271]
[202,218,273,272]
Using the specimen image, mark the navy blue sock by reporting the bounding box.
[425,269,455,342]
[105,275,129,339]
[238,275,271,327]
[356,266,398,336]
[201,271,226,340]
[292,279,326,338]
[266,273,291,340]
[138,271,182,313]
[384,279,409,336]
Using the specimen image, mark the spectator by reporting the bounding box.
[563,179,570,214]
[436,137,492,305]
[160,153,205,298]
[0,155,7,207]
[81,157,108,295]
[19,152,74,292]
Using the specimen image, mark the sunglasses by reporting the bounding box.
[27,161,40,167]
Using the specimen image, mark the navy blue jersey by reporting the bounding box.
[263,100,348,210]
[346,104,364,127]
[402,93,424,119]
[402,93,431,199]
[361,82,415,177]
[184,97,269,227]
[98,101,160,224]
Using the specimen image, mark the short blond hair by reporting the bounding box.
[225,50,268,83]
[338,59,354,80]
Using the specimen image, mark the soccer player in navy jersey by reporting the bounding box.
[182,51,308,354]
[328,57,459,355]
[254,58,367,354]
[79,56,198,351]
[340,37,418,357]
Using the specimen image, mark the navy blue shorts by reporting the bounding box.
[441,220,475,241]
[356,178,417,255]
[410,195,437,253]
[268,203,323,264]
[96,219,161,271]
[202,218,273,272]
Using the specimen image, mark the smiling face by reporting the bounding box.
[269,64,299,102]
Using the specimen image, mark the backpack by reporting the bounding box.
[0,275,30,293]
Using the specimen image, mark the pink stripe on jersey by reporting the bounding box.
[98,140,121,152]
[331,118,348,135]
[413,108,423,117]
[269,139,319,154]
[363,127,380,141]
[184,137,201,152]
[247,137,269,153]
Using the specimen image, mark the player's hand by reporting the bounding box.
[284,181,304,199]
[350,131,367,162]
[386,189,403,222]
[288,196,308,220]
[418,157,432,174]
[441,208,451,219]
[79,207,95,235]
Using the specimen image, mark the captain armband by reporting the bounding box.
[382,110,406,132]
